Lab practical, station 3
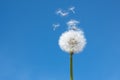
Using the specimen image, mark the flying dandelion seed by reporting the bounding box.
[69,6,75,14]
[56,9,69,17]
[69,26,80,31]
[52,23,60,31]
[67,19,80,30]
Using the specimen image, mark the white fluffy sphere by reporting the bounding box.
[59,29,86,53]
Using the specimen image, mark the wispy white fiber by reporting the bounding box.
[67,19,79,30]
[59,29,86,53]
[56,9,69,17]
[68,6,75,14]
[68,26,80,31]
[52,23,60,31]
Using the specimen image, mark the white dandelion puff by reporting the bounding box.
[52,23,60,31]
[56,9,69,17]
[59,29,86,53]
[69,6,75,14]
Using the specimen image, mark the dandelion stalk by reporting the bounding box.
[58,26,87,80]
[70,51,73,80]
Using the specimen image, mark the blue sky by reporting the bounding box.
[0,0,120,80]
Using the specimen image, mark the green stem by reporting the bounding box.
[70,52,73,80]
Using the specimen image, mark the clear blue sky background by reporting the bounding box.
[0,0,120,80]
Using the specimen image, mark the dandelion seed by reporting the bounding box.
[67,19,80,30]
[56,9,69,17]
[52,23,60,31]
[69,6,75,14]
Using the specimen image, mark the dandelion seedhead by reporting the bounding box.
[59,29,86,53]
